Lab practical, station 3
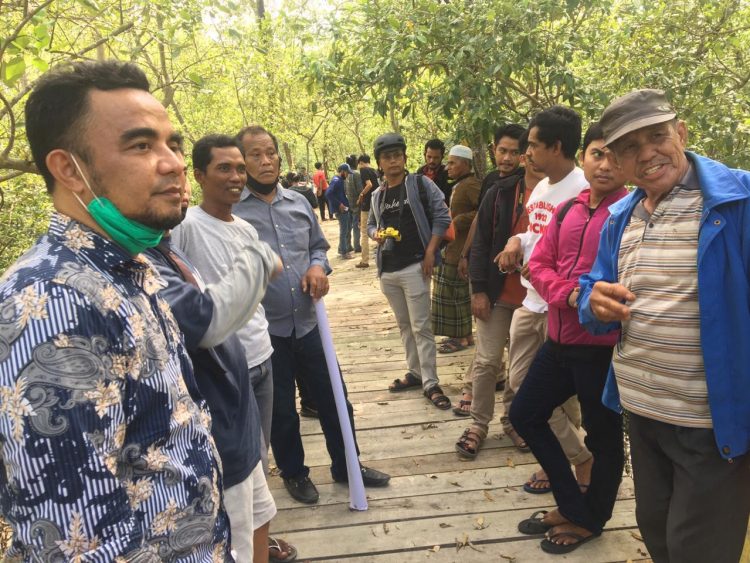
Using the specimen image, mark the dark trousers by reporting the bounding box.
[350,209,362,252]
[269,326,358,481]
[317,194,327,220]
[628,412,750,563]
[509,340,623,534]
[336,211,353,255]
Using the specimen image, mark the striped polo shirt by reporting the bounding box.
[614,165,712,427]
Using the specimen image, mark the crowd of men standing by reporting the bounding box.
[0,57,749,563]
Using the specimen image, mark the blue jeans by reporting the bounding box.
[350,210,362,252]
[336,211,353,255]
[269,326,358,480]
[509,340,622,534]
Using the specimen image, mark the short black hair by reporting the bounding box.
[493,123,525,145]
[314,161,322,169]
[518,129,530,154]
[424,139,445,155]
[192,134,243,173]
[236,124,279,152]
[358,154,371,164]
[582,121,604,154]
[25,60,150,192]
[528,105,582,160]
[346,154,357,169]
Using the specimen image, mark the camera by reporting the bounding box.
[378,227,401,256]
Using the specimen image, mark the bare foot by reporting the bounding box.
[575,457,593,492]
[541,508,569,527]
[546,522,595,546]
[525,468,551,491]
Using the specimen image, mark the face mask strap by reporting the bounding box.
[69,153,101,204]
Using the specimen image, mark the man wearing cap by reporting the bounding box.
[367,132,453,409]
[326,163,354,259]
[432,144,480,354]
[579,89,750,563]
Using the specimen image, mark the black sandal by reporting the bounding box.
[455,427,483,458]
[518,510,553,535]
[424,385,451,409]
[389,372,422,392]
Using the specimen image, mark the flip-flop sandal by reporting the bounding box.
[506,428,531,453]
[389,372,422,392]
[269,536,298,562]
[540,531,598,554]
[452,399,472,417]
[455,427,483,459]
[437,338,467,354]
[518,510,553,535]
[424,385,451,410]
[523,472,552,494]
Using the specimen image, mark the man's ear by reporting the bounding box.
[553,140,563,156]
[676,120,688,147]
[193,168,205,186]
[47,149,88,197]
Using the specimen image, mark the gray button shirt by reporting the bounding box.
[234,187,331,338]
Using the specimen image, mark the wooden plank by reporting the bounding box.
[271,500,642,561]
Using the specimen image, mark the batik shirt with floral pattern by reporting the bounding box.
[0,213,232,562]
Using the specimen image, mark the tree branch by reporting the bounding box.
[0,0,55,62]
[0,92,16,159]
[0,156,37,175]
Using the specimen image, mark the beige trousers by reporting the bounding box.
[469,303,515,437]
[360,211,370,264]
[508,306,591,466]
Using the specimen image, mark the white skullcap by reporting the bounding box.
[449,145,473,160]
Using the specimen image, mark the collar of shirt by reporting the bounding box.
[240,184,286,203]
[49,212,166,292]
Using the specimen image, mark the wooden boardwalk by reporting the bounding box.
[267,219,650,563]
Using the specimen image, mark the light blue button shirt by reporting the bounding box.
[234,187,331,338]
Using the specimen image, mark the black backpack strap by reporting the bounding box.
[556,197,576,226]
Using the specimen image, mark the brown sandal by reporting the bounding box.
[507,428,531,453]
[455,427,484,459]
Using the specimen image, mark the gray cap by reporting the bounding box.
[338,163,352,173]
[601,89,676,146]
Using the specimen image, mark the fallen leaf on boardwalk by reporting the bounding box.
[449,481,462,487]
[455,533,469,551]
[638,548,648,556]
[421,422,438,430]
[412,458,420,467]
[439,523,452,528]
[500,555,516,562]
[630,531,644,542]
[473,516,487,530]
[430,546,441,553]
[384,347,392,351]
[371,528,378,537]
[403,435,413,440]
[483,490,494,501]
[383,523,390,534]
[483,479,492,486]
[377,401,389,405]
[506,458,515,468]
[429,474,438,479]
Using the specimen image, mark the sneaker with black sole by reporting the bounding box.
[283,475,319,504]
[333,465,390,487]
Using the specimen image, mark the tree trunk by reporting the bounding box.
[256,0,265,19]
[282,141,293,171]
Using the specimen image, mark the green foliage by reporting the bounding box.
[2,0,750,271]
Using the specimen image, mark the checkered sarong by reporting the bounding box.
[431,263,472,338]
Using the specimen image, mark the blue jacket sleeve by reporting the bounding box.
[577,218,622,335]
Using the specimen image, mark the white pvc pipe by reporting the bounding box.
[314,299,368,511]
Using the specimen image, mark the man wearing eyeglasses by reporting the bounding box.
[579,89,750,563]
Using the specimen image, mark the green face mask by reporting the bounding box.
[70,155,164,255]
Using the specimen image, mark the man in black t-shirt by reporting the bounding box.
[356,154,379,268]
[367,133,452,410]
